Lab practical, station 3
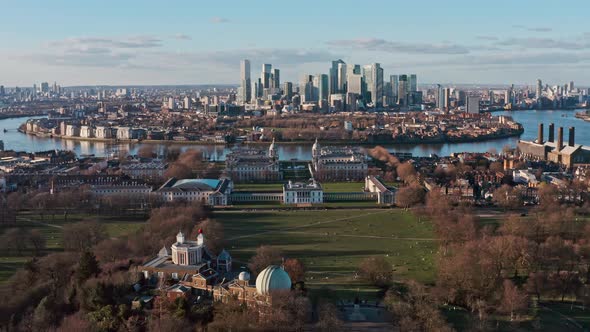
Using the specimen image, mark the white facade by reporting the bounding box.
[171,231,203,266]
[90,184,152,197]
[283,180,323,205]
[65,125,80,137]
[156,178,233,206]
[80,126,94,138]
[95,126,112,139]
[344,121,353,131]
[116,127,131,140]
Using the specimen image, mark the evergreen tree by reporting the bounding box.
[76,251,100,283]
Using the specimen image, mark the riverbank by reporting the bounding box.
[22,128,524,147]
[0,113,47,121]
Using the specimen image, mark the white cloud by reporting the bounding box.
[326,38,470,55]
[210,17,229,24]
[172,34,192,40]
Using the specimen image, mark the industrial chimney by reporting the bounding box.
[548,123,555,143]
[537,123,544,144]
[557,127,564,151]
[569,127,575,147]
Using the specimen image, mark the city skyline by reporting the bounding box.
[1,0,590,86]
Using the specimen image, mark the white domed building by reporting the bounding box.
[255,265,292,295]
[211,265,293,306]
[139,229,231,283]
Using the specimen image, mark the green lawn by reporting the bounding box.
[233,183,284,192]
[322,182,366,192]
[0,213,147,284]
[213,209,436,300]
[444,301,590,332]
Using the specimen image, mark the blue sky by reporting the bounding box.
[1,0,589,86]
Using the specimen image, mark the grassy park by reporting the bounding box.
[213,209,436,299]
[233,183,284,191]
[0,213,146,284]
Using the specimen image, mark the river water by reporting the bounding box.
[1,109,588,159]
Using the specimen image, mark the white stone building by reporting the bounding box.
[80,126,95,138]
[65,124,80,137]
[225,141,281,182]
[365,176,396,205]
[156,178,233,206]
[116,127,132,140]
[311,139,368,181]
[283,179,323,205]
[95,126,112,139]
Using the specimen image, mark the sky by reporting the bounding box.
[1,0,590,87]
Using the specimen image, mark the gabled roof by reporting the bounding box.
[217,249,231,261]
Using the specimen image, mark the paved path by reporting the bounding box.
[540,304,584,331]
[281,230,436,241]
[226,210,392,241]
[17,217,63,229]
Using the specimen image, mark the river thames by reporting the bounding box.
[1,109,589,160]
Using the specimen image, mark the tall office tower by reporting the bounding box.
[283,82,293,100]
[261,64,272,89]
[569,81,575,92]
[312,75,320,102]
[536,79,543,99]
[455,90,466,106]
[436,84,444,110]
[444,88,451,109]
[390,75,399,103]
[272,68,280,90]
[505,84,514,104]
[33,84,37,94]
[398,75,408,106]
[240,59,251,103]
[168,96,175,110]
[0,85,4,96]
[347,72,363,95]
[318,74,329,103]
[362,63,383,107]
[183,96,192,109]
[329,59,346,95]
[337,62,347,93]
[251,78,261,101]
[409,74,417,92]
[489,90,494,104]
[300,75,314,102]
[41,82,49,93]
[384,82,392,106]
[466,96,480,114]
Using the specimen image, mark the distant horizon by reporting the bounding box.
[1,0,589,86]
[2,82,587,90]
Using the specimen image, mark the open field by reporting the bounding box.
[321,181,366,192]
[0,213,146,284]
[213,209,436,300]
[233,183,284,192]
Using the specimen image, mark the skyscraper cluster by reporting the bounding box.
[238,59,418,110]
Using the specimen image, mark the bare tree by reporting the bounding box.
[283,258,306,284]
[498,279,528,321]
[395,185,425,208]
[315,302,343,331]
[248,245,283,276]
[62,221,107,252]
[358,256,392,288]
